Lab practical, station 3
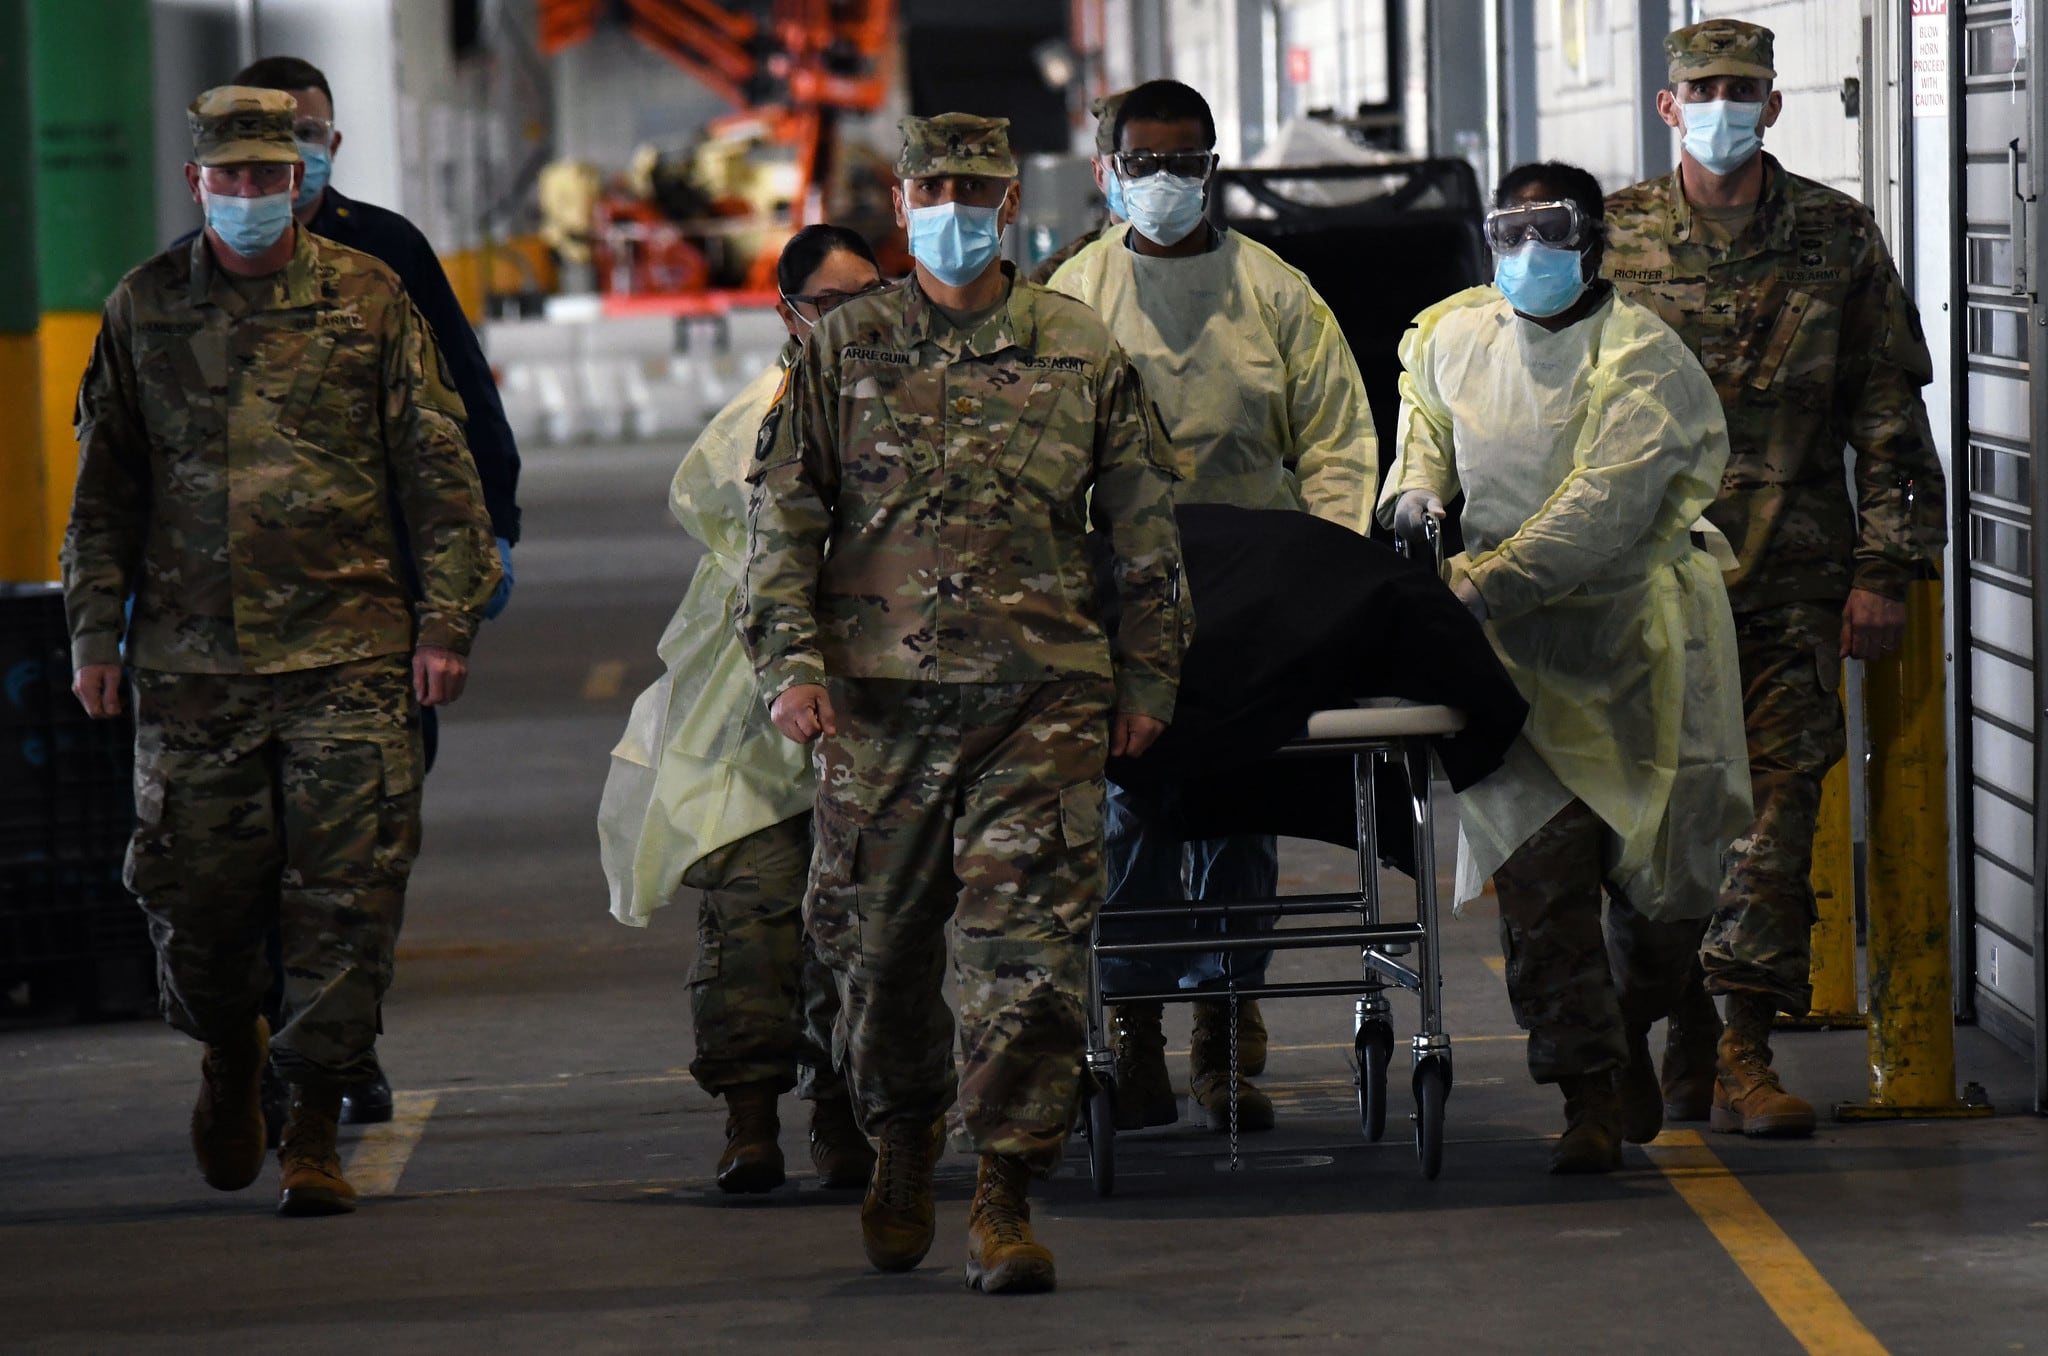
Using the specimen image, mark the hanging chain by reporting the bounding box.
[1227,995,1241,1169]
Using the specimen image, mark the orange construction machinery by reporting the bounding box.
[539,0,895,295]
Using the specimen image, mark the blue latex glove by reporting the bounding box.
[483,537,514,620]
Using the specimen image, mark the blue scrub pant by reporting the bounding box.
[1097,781,1279,994]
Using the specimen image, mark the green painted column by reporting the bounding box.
[0,0,46,580]
[32,0,157,311]
[29,0,155,580]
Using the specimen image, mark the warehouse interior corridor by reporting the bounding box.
[5,1,2048,1351]
[4,433,2043,1353]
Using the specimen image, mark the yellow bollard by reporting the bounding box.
[1781,735,1865,1030]
[1837,579,1992,1119]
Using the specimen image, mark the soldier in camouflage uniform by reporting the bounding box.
[740,113,1188,1293]
[1026,90,1128,286]
[1604,22,1947,1137]
[61,88,498,1216]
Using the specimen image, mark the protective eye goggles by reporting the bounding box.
[1483,200,1596,253]
[780,281,889,321]
[1113,150,1218,181]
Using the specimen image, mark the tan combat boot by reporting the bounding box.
[1109,1001,1178,1130]
[1238,999,1269,1077]
[277,1083,357,1216]
[1618,1023,1663,1145]
[861,1115,944,1271]
[1550,1071,1624,1174]
[808,1091,876,1190]
[716,1081,785,1193]
[1711,992,1816,1137]
[1189,999,1275,1132]
[191,1015,272,1192]
[964,1154,1056,1294]
[1661,979,1722,1122]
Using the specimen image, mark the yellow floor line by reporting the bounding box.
[1484,955,1505,979]
[1644,1130,1888,1356]
[345,1091,439,1197]
[581,660,627,700]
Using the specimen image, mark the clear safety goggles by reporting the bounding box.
[1112,149,1217,181]
[293,117,336,145]
[1482,200,1595,253]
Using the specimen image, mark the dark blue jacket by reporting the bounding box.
[175,186,521,542]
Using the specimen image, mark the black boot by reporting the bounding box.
[716,1081,786,1193]
[1618,1024,1663,1144]
[339,1063,394,1126]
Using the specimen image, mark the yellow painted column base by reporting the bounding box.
[1782,691,1864,1031]
[36,311,101,582]
[1833,1098,1994,1121]
[0,330,48,581]
[1835,578,1992,1119]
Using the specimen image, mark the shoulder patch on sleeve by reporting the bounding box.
[754,375,790,467]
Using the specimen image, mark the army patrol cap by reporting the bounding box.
[188,85,301,166]
[1666,19,1776,84]
[896,113,1016,179]
[1091,90,1131,156]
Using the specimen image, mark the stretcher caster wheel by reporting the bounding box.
[1413,1059,1449,1180]
[1084,1079,1116,1197]
[1355,1021,1393,1143]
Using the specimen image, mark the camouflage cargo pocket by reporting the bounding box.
[122,738,169,895]
[1051,778,1105,936]
[688,909,724,987]
[371,735,424,882]
[805,817,863,971]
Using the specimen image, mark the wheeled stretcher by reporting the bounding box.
[1078,699,1466,1192]
[1077,520,1465,1190]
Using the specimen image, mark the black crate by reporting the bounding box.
[0,585,149,1019]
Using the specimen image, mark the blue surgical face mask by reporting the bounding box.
[1120,171,1206,246]
[205,189,295,257]
[905,198,1006,287]
[294,141,332,210]
[1680,100,1765,177]
[1100,159,1126,220]
[1494,242,1588,318]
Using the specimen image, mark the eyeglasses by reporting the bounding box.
[1483,199,1597,253]
[1113,150,1217,181]
[200,163,297,195]
[782,280,889,316]
[293,118,336,145]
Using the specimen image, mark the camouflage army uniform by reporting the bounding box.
[1028,226,1107,287]
[1493,800,1721,1082]
[62,149,497,1083]
[739,209,1188,1168]
[1606,58,1946,1012]
[1026,90,1126,287]
[679,811,842,1099]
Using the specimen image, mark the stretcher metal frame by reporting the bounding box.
[1078,698,1465,1191]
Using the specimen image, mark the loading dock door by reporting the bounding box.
[1957,0,2047,1102]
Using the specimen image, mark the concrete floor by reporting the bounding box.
[3,435,2045,1355]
